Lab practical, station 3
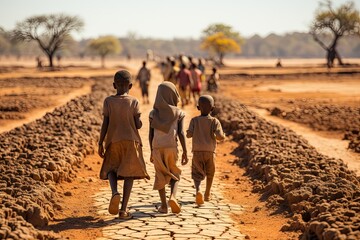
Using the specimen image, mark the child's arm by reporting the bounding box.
[149,114,154,162]
[177,116,188,165]
[134,113,142,129]
[98,116,109,158]
[134,100,142,129]
[213,118,226,141]
[186,118,194,138]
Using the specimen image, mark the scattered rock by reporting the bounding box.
[64,191,72,197]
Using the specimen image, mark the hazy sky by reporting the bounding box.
[1,0,359,40]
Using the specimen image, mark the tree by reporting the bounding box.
[201,23,242,65]
[0,27,11,55]
[13,14,84,68]
[201,32,240,65]
[88,36,121,68]
[310,0,360,67]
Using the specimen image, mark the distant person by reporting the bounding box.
[188,55,194,66]
[160,61,167,80]
[189,63,202,105]
[197,59,206,82]
[207,67,219,92]
[149,82,188,213]
[180,55,190,69]
[163,56,172,81]
[56,54,62,67]
[146,49,153,61]
[177,63,191,107]
[166,59,179,85]
[98,70,150,219]
[276,58,282,68]
[187,95,225,205]
[136,61,151,104]
[36,56,43,69]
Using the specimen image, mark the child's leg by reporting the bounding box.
[108,172,118,195]
[194,179,204,205]
[120,177,134,212]
[170,178,179,199]
[107,172,120,215]
[169,179,181,213]
[194,180,201,193]
[158,188,168,212]
[204,176,214,200]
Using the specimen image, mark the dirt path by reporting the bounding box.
[0,84,92,133]
[43,65,300,240]
[251,107,360,175]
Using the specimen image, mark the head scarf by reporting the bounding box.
[151,82,180,133]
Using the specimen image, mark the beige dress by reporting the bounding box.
[99,95,149,180]
[150,110,185,190]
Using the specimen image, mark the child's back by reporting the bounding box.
[187,114,224,152]
[98,70,149,219]
[103,95,141,149]
[149,81,188,214]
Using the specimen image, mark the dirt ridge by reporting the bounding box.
[213,97,360,240]
[0,80,111,239]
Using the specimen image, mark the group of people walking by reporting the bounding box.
[135,55,220,106]
[98,68,225,219]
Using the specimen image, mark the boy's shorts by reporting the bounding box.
[191,151,215,182]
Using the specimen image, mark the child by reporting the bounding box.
[177,63,191,107]
[206,67,219,92]
[136,60,151,104]
[149,82,188,214]
[98,70,149,219]
[186,95,225,205]
[189,63,202,106]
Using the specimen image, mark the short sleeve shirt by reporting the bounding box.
[150,110,185,149]
[103,95,142,148]
[187,115,225,152]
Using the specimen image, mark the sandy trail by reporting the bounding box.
[0,84,92,133]
[251,107,360,175]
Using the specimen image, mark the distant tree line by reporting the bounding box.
[1,31,360,60]
[1,0,359,67]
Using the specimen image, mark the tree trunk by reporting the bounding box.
[326,49,336,68]
[219,52,224,66]
[101,55,105,68]
[335,50,344,66]
[48,53,54,68]
[328,35,344,67]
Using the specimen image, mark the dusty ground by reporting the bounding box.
[218,67,360,174]
[216,140,300,240]
[0,58,358,239]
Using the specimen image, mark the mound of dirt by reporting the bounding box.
[0,79,111,239]
[214,97,360,240]
[270,103,360,153]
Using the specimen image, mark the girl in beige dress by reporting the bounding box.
[149,82,188,213]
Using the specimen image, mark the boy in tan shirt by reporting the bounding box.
[187,95,225,205]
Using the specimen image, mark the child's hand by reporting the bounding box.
[98,144,105,158]
[150,151,154,163]
[181,152,188,165]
